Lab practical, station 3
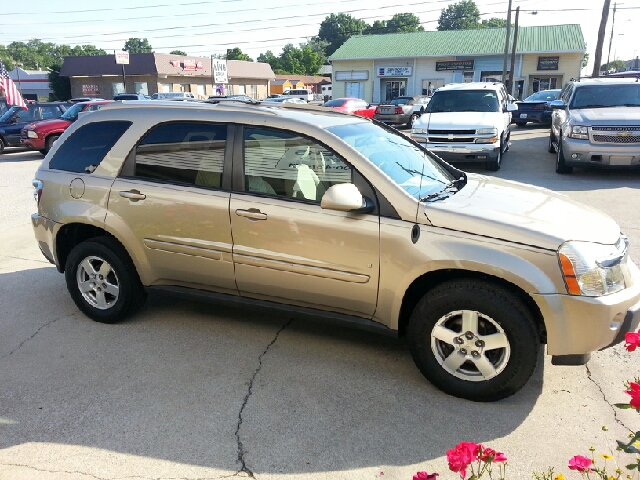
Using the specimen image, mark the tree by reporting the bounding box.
[170,50,187,56]
[481,18,507,28]
[363,20,387,35]
[317,13,369,57]
[300,38,330,66]
[600,59,626,72]
[386,13,424,33]
[123,38,153,54]
[225,48,252,62]
[592,0,611,77]
[1,40,106,71]
[437,0,482,30]
[48,64,71,101]
[257,50,281,72]
[582,52,590,69]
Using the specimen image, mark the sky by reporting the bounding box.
[2,0,639,71]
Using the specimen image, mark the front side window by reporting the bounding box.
[60,103,85,121]
[134,122,227,188]
[49,121,132,173]
[243,127,352,202]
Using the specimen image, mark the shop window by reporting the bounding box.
[532,77,558,93]
[159,83,171,93]
[383,81,405,101]
[250,85,258,99]
[346,82,364,99]
[463,72,474,83]
[180,84,192,93]
[134,82,148,96]
[111,83,125,95]
[237,85,246,95]
[422,79,444,95]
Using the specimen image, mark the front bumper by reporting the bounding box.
[531,262,640,356]
[412,138,500,163]
[21,137,45,150]
[562,136,640,168]
[31,214,61,267]
[514,111,551,124]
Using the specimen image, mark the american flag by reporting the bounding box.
[0,59,27,109]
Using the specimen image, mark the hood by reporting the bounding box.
[423,174,620,250]
[27,118,71,131]
[571,107,640,124]
[419,112,501,129]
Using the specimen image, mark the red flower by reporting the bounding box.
[625,382,640,409]
[625,331,640,352]
[414,472,439,480]
[447,442,480,478]
[478,446,507,463]
[568,455,593,473]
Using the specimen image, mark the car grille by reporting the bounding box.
[428,137,476,143]
[427,129,476,134]
[591,125,640,144]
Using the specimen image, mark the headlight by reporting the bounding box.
[412,128,427,134]
[558,238,628,296]
[568,125,589,140]
[477,127,498,135]
[27,130,38,138]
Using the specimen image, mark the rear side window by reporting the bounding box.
[49,121,132,173]
[133,122,227,188]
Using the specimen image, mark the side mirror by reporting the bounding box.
[320,183,374,213]
[505,103,518,112]
[550,100,566,110]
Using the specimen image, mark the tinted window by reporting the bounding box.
[243,127,352,202]
[390,97,411,105]
[571,84,640,108]
[49,121,132,173]
[428,90,499,113]
[323,99,347,107]
[524,90,561,102]
[134,122,227,188]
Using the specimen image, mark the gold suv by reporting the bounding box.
[31,100,640,402]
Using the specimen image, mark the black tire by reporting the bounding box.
[44,134,60,154]
[0,137,5,154]
[555,136,573,174]
[65,236,146,324]
[408,112,420,128]
[515,121,527,127]
[548,129,556,153]
[407,280,539,402]
[485,138,503,171]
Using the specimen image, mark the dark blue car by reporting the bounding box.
[0,102,71,153]
[513,89,562,126]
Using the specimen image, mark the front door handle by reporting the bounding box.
[119,190,146,201]
[235,208,267,221]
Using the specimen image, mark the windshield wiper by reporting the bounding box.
[420,180,461,203]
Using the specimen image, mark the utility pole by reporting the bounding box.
[605,2,617,74]
[592,0,611,77]
[502,0,513,86]
[508,6,519,97]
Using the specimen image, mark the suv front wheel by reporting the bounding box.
[407,280,539,402]
[555,136,573,174]
[65,236,146,323]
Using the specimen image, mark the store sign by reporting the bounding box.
[377,67,412,77]
[82,84,100,95]
[183,59,196,71]
[212,59,228,83]
[115,51,130,65]
[436,60,474,71]
[537,56,559,71]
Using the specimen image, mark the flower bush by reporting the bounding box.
[413,329,640,480]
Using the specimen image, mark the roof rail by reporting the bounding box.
[204,98,260,105]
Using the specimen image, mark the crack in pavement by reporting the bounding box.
[585,363,634,433]
[0,462,110,480]
[234,318,294,478]
[0,313,75,360]
[0,254,52,264]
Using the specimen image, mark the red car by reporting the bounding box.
[21,100,113,154]
[322,97,377,118]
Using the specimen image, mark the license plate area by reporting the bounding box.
[520,113,528,118]
[610,156,633,166]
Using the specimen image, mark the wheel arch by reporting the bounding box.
[397,269,547,344]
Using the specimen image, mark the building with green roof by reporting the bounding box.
[328,24,586,103]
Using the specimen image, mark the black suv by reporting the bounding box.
[0,102,71,153]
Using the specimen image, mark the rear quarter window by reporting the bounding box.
[48,121,132,174]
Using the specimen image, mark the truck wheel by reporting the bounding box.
[407,280,539,402]
[555,136,573,174]
[485,138,503,171]
[65,236,146,324]
[548,130,557,153]
[515,121,527,127]
[44,135,60,154]
[408,113,420,128]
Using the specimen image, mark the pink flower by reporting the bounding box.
[625,382,640,410]
[447,442,480,478]
[478,446,507,463]
[414,472,439,480]
[625,331,640,352]
[568,455,593,473]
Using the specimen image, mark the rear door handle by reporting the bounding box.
[235,208,267,221]
[119,190,146,201]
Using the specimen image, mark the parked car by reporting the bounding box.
[207,95,255,103]
[411,82,517,171]
[31,100,640,402]
[113,93,148,101]
[151,92,195,100]
[374,95,431,127]
[69,97,105,103]
[0,102,71,154]
[283,89,314,102]
[549,77,640,173]
[513,89,561,126]
[21,100,113,154]
[261,97,306,104]
[322,98,377,118]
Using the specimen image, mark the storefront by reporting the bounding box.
[329,25,585,103]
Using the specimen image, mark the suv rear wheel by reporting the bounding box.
[407,280,539,402]
[65,236,146,323]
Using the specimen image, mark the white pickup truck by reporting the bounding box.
[411,82,517,171]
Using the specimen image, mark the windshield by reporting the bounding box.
[327,122,455,200]
[428,90,500,113]
[60,103,84,121]
[0,106,21,123]
[524,90,561,102]
[324,99,347,107]
[390,97,411,105]
[572,85,640,108]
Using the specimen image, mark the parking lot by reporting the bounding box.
[1,126,639,480]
